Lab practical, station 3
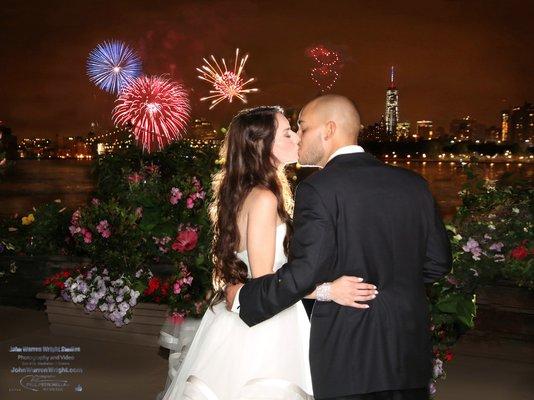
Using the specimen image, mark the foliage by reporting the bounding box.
[429,167,532,396]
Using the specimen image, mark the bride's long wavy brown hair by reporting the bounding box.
[209,106,294,306]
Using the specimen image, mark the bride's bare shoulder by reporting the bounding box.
[246,187,277,208]
[240,187,278,221]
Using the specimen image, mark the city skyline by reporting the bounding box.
[1,0,533,140]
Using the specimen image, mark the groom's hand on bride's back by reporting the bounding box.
[330,276,378,309]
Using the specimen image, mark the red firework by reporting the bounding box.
[112,76,191,152]
[306,45,342,93]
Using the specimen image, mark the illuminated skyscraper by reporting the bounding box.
[501,110,509,141]
[396,122,411,141]
[385,66,399,138]
[501,103,533,143]
[416,120,433,140]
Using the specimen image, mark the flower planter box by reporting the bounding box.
[36,292,169,347]
[0,254,175,308]
[473,282,534,341]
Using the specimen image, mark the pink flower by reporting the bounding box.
[184,276,193,285]
[96,220,111,238]
[170,187,183,205]
[153,236,172,253]
[186,197,195,209]
[71,209,81,225]
[128,172,143,184]
[171,228,199,253]
[173,281,183,294]
[80,228,92,244]
[192,176,202,191]
[91,198,100,206]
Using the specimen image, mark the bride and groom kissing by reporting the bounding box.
[160,94,452,400]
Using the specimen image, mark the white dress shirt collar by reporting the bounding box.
[327,144,365,163]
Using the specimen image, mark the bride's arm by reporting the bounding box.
[246,188,278,279]
[304,276,375,304]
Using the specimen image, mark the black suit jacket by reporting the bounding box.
[238,152,452,398]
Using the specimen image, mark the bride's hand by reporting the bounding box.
[330,276,378,308]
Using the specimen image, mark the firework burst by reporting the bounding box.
[112,76,191,153]
[196,48,258,109]
[87,40,142,94]
[306,45,342,93]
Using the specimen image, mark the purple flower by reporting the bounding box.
[61,290,71,301]
[118,302,130,313]
[462,238,482,260]
[429,382,437,396]
[432,358,444,378]
[489,242,504,252]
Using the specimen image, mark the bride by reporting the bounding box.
[160,106,359,400]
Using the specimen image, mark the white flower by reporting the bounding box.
[73,294,85,303]
[512,207,519,214]
[453,234,462,241]
[488,223,496,230]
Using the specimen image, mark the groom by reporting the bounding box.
[226,95,452,400]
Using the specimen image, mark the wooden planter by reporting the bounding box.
[473,282,534,341]
[36,292,169,347]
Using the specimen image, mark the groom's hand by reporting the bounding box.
[225,283,244,311]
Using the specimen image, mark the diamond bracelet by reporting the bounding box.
[316,282,332,302]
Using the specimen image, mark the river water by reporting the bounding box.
[0,159,532,219]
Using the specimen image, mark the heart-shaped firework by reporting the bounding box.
[306,45,342,93]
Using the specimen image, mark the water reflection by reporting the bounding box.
[0,160,94,217]
[0,159,532,219]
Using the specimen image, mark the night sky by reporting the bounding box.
[1,0,533,139]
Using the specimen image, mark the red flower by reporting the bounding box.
[444,349,454,362]
[43,270,72,289]
[172,228,199,253]
[144,277,161,296]
[511,245,529,260]
[170,312,185,325]
[161,280,170,297]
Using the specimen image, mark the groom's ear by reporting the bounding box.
[324,121,336,141]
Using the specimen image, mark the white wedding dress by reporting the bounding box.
[161,223,314,400]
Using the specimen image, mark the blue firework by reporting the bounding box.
[87,40,142,94]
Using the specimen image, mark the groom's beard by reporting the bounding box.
[298,146,325,167]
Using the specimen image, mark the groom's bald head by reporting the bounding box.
[305,94,361,141]
[297,95,362,167]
